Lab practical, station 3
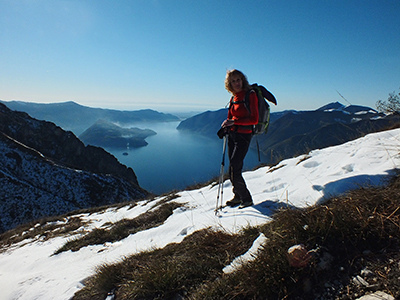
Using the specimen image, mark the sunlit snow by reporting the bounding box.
[0,128,399,300]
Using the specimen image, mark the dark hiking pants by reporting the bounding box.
[228,132,252,202]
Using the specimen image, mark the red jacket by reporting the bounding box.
[228,90,259,134]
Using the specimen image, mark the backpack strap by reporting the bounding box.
[243,89,255,112]
[230,89,255,105]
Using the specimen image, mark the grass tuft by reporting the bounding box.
[72,227,260,300]
[0,216,87,252]
[54,199,184,255]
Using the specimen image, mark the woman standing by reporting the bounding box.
[221,69,258,208]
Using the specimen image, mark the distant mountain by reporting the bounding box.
[0,100,180,135]
[176,108,293,137]
[316,101,345,111]
[176,102,400,165]
[177,108,228,136]
[257,103,399,164]
[317,101,379,114]
[0,103,149,233]
[79,119,157,148]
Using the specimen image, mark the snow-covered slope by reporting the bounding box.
[0,102,148,233]
[0,131,146,232]
[0,128,399,300]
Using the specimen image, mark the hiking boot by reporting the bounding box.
[239,200,253,209]
[226,197,242,207]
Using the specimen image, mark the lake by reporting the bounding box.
[104,121,263,195]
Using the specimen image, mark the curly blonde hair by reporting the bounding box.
[224,69,250,95]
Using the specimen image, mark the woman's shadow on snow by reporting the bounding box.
[314,169,397,205]
[250,169,398,216]
[251,200,296,216]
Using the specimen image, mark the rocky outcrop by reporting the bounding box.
[0,103,149,233]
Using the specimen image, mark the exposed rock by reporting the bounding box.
[353,275,371,287]
[356,291,394,300]
[287,244,312,268]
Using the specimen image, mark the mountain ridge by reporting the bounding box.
[177,102,400,164]
[0,100,180,135]
[0,103,149,233]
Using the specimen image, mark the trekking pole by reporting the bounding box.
[256,136,261,162]
[215,134,227,214]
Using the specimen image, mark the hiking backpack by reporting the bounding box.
[225,83,277,160]
[241,83,277,135]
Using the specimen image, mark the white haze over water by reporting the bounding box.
[0,128,399,300]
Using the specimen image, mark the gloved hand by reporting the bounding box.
[217,127,228,139]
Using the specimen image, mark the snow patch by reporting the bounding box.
[223,233,268,274]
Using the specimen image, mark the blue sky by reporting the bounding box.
[1,0,399,113]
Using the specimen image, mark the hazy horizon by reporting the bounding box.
[0,96,377,117]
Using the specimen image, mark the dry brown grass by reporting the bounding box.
[72,227,260,300]
[72,173,400,300]
[54,197,183,255]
